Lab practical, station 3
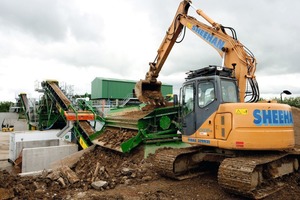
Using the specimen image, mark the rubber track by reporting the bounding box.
[153,147,200,179]
[218,153,288,199]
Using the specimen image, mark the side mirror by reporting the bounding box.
[173,94,178,106]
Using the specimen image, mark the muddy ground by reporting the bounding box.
[0,107,300,200]
[1,145,300,200]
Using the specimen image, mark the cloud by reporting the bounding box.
[0,0,67,41]
[0,0,299,102]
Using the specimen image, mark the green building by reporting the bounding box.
[91,77,173,100]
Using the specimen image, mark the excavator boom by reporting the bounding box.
[135,0,190,105]
[136,0,259,104]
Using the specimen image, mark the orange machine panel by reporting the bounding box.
[64,111,94,121]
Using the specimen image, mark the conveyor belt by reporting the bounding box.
[79,121,95,136]
[42,80,96,147]
[19,93,38,129]
[19,93,29,114]
[45,81,71,110]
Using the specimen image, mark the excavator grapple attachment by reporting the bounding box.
[135,80,165,105]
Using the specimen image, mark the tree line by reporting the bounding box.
[0,101,13,112]
[278,97,300,108]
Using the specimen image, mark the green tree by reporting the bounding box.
[263,97,300,109]
[282,97,300,108]
[258,97,300,109]
[0,101,13,112]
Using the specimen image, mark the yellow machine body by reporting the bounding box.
[182,103,294,150]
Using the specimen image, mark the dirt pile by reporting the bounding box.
[73,146,158,187]
[96,128,138,150]
[0,146,159,199]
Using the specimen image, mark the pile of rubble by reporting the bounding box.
[0,146,158,199]
[96,127,138,149]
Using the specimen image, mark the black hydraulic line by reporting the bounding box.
[243,45,255,63]
[246,78,260,103]
[174,14,186,44]
[176,26,186,43]
[222,26,237,40]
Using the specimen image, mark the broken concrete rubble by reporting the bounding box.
[59,165,80,184]
[91,180,108,190]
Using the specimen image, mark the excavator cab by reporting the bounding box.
[180,66,294,151]
[180,66,238,136]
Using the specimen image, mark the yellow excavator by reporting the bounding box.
[135,1,299,199]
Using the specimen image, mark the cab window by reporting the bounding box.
[221,80,238,103]
[182,84,194,116]
[198,82,215,107]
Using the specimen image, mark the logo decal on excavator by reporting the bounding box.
[236,109,248,115]
[188,138,196,143]
[187,138,211,144]
[198,139,210,144]
[187,23,225,51]
[253,109,293,126]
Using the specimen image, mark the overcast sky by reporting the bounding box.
[0,0,299,102]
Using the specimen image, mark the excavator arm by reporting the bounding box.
[135,0,190,105]
[135,0,259,104]
[180,9,258,102]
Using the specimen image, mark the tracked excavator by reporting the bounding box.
[135,1,300,199]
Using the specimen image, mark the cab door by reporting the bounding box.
[195,80,220,132]
[181,82,196,136]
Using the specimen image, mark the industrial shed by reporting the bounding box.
[91,77,173,100]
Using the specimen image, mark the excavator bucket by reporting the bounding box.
[135,80,165,105]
